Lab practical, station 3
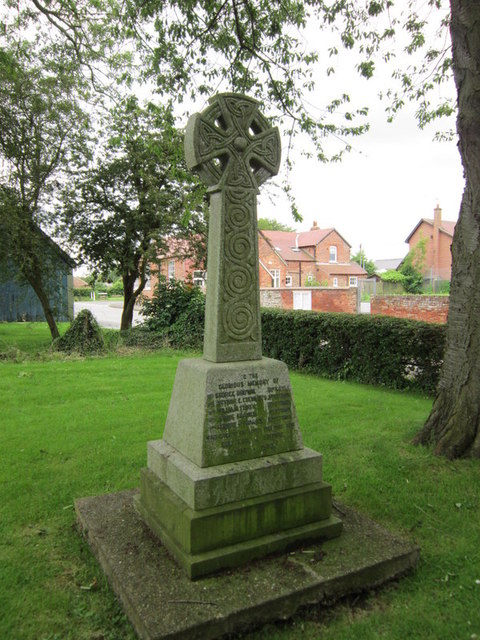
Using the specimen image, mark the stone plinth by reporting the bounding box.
[162,357,302,467]
[136,357,341,579]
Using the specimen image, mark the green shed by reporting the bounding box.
[0,231,74,322]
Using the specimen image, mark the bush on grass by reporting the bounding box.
[0,345,23,362]
[53,309,105,355]
[141,277,205,349]
[120,325,169,350]
[73,287,93,299]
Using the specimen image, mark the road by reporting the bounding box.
[74,300,143,329]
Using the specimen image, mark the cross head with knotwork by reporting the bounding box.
[185,93,281,363]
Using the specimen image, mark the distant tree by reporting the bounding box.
[61,97,206,330]
[0,38,89,339]
[351,249,376,278]
[380,270,406,285]
[400,239,426,294]
[257,218,296,232]
[379,241,425,293]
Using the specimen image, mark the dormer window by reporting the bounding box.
[329,245,337,263]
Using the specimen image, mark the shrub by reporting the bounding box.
[141,277,205,349]
[53,309,105,355]
[261,309,445,394]
[401,263,423,294]
[439,280,450,294]
[381,270,406,284]
[120,326,169,350]
[73,287,93,299]
[108,279,124,296]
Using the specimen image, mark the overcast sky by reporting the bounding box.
[256,100,463,262]
[254,8,464,262]
[257,107,464,262]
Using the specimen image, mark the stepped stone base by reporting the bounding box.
[147,440,325,510]
[136,467,341,579]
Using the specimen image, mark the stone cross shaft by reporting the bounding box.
[185,93,281,363]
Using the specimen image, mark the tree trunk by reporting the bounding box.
[414,0,480,458]
[26,271,61,340]
[122,271,146,331]
[121,274,136,331]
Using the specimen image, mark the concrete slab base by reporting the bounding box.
[75,489,419,640]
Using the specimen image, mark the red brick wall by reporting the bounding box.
[311,288,357,313]
[409,223,433,272]
[437,232,453,279]
[314,267,350,287]
[371,295,449,324]
[260,287,357,313]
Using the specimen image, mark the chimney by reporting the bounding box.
[434,204,442,230]
[311,220,319,230]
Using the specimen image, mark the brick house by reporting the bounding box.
[259,222,367,289]
[144,237,206,299]
[145,223,366,313]
[405,205,456,281]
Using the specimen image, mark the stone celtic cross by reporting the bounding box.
[185,93,281,362]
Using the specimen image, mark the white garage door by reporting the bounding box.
[293,291,312,310]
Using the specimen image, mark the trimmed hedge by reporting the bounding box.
[261,309,445,394]
[139,279,445,394]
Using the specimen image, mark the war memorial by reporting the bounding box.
[76,93,419,639]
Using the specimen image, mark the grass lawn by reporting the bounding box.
[0,322,69,355]
[1,324,479,639]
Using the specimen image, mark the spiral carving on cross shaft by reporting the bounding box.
[223,300,254,340]
[221,189,257,343]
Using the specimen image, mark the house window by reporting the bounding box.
[329,246,337,263]
[333,277,338,287]
[349,276,358,287]
[285,275,292,287]
[193,270,206,287]
[305,273,313,285]
[167,260,175,281]
[144,275,151,291]
[272,269,280,288]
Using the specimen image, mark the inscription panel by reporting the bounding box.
[204,370,298,463]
